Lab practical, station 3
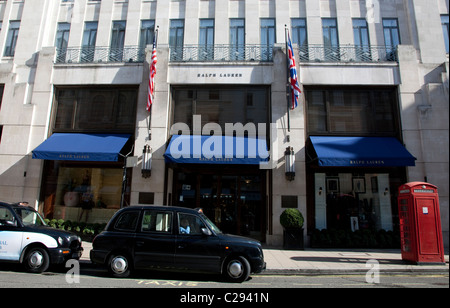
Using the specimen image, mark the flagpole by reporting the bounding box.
[285,25,291,138]
[147,26,159,141]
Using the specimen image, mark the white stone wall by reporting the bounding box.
[0,0,448,247]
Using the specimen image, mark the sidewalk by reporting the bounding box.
[80,241,449,275]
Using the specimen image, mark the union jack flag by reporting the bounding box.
[287,32,301,109]
[147,36,157,111]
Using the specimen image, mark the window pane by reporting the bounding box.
[4,21,20,57]
[306,88,397,135]
[140,20,155,48]
[441,15,449,53]
[142,211,172,233]
[173,87,268,134]
[114,211,140,231]
[54,87,137,132]
[54,90,76,129]
[307,91,327,132]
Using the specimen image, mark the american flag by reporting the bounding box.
[287,32,301,109]
[147,36,157,111]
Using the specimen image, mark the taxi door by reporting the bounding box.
[174,213,221,273]
[0,206,24,261]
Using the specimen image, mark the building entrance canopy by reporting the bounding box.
[32,133,131,162]
[310,136,416,167]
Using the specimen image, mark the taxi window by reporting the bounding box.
[114,211,140,232]
[178,213,206,235]
[0,207,16,226]
[13,208,45,226]
[141,210,172,233]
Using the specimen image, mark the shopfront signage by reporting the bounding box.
[196,73,243,78]
[349,160,386,166]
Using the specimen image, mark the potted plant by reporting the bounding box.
[280,208,304,250]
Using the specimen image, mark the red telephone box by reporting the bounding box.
[398,182,445,264]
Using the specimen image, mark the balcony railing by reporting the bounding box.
[55,46,145,64]
[54,44,397,65]
[169,45,274,62]
[297,44,398,63]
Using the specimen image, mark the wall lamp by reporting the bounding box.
[142,144,152,178]
[285,146,295,181]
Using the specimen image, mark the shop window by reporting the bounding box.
[53,87,137,133]
[306,87,398,136]
[172,86,269,134]
[314,173,393,232]
[42,162,131,224]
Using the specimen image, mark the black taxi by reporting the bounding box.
[0,201,83,273]
[90,205,265,282]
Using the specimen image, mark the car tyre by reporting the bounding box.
[108,254,132,278]
[223,256,250,283]
[23,247,50,273]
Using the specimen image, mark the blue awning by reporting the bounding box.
[164,135,269,165]
[32,133,131,162]
[310,136,416,167]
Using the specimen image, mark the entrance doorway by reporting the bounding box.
[172,168,266,241]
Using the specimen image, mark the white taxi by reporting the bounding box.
[0,201,83,273]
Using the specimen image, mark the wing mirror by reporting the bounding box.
[201,228,212,236]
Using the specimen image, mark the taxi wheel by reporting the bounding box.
[223,256,250,283]
[108,254,132,278]
[24,247,50,273]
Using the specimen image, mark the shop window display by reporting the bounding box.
[42,163,128,224]
[315,173,393,232]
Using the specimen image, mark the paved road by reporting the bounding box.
[0,262,447,289]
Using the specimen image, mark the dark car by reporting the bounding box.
[90,205,265,282]
[0,201,83,273]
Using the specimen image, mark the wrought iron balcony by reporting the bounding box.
[169,44,274,62]
[169,44,397,64]
[297,44,398,63]
[54,44,397,65]
[55,46,145,64]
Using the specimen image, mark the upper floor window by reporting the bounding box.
[172,86,269,134]
[81,22,98,62]
[353,19,371,61]
[306,87,399,136]
[442,15,449,54]
[4,21,20,57]
[322,18,339,61]
[383,19,400,61]
[110,21,126,62]
[53,87,137,133]
[55,23,70,62]
[199,19,214,60]
[140,20,155,49]
[169,19,185,60]
[291,18,308,61]
[230,18,245,60]
[260,18,275,61]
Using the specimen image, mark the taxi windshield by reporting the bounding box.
[13,208,46,226]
